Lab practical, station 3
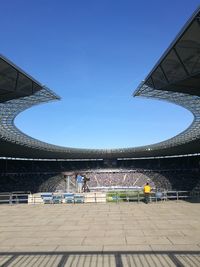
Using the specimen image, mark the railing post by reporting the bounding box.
[127,192,129,203]
[9,193,12,205]
[67,176,70,192]
[165,191,167,201]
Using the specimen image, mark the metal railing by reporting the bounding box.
[0,190,199,205]
[0,192,30,204]
[106,190,192,203]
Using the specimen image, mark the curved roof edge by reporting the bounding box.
[1,6,200,159]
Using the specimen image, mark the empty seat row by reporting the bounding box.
[41,193,84,204]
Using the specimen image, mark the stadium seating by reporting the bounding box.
[0,156,200,194]
[74,194,84,203]
[52,194,62,204]
[41,193,53,204]
[63,193,74,203]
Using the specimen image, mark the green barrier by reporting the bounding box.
[106,191,144,202]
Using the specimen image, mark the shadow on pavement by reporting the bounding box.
[0,250,200,267]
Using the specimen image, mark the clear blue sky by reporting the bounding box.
[1,0,199,149]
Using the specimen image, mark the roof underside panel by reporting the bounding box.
[0,56,45,102]
[137,9,200,97]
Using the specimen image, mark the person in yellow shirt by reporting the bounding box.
[143,182,151,204]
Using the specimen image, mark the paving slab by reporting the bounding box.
[6,245,58,252]
[55,245,103,252]
[126,236,172,245]
[0,202,199,255]
[150,244,200,251]
[103,245,152,252]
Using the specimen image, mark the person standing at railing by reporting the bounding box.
[143,182,151,204]
[76,174,83,193]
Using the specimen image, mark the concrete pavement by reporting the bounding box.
[0,201,199,266]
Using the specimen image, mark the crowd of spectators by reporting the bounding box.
[38,174,65,192]
[0,173,58,193]
[1,168,198,193]
[84,171,151,188]
[0,159,104,173]
[0,156,200,193]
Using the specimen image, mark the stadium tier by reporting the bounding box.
[0,156,200,193]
